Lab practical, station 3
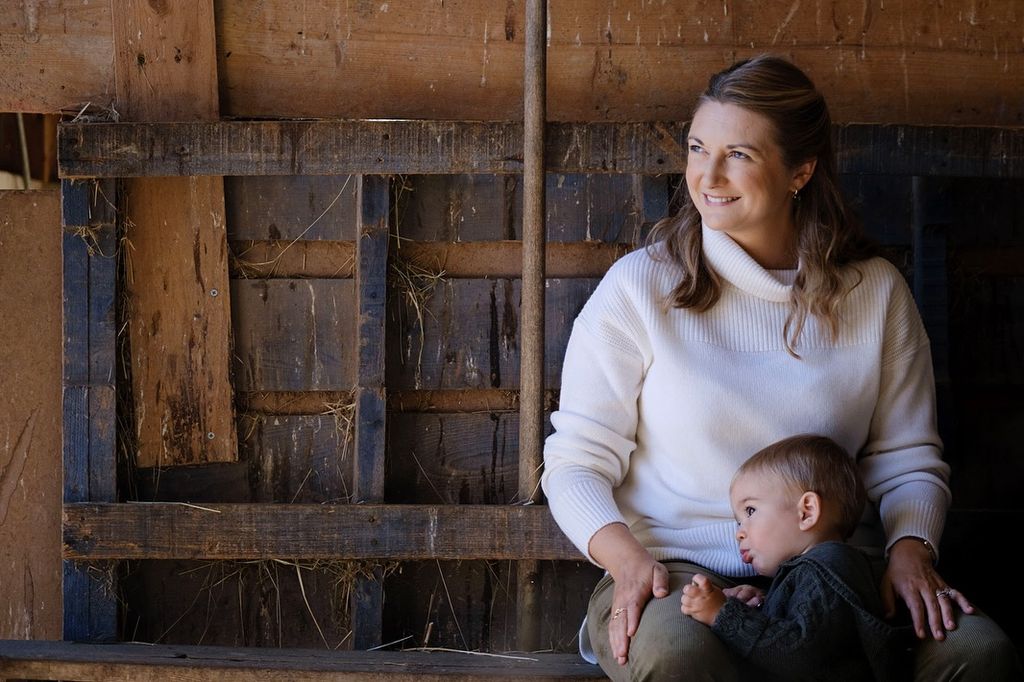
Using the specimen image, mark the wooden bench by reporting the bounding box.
[0,640,606,681]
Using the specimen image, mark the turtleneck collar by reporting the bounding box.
[701,225,794,303]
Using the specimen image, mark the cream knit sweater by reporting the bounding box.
[542,226,950,577]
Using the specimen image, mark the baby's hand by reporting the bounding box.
[680,573,726,626]
[723,583,765,608]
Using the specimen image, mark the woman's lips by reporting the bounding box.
[704,193,738,205]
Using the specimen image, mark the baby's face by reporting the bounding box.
[730,470,811,576]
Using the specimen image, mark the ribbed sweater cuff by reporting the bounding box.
[545,473,626,565]
[880,481,948,560]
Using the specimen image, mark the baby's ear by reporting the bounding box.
[797,491,821,530]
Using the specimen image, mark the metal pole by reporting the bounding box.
[516,0,546,653]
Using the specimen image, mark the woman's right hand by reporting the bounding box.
[589,523,670,666]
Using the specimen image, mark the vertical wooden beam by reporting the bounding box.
[517,0,547,653]
[61,179,118,641]
[112,0,237,467]
[351,175,390,648]
[0,190,63,641]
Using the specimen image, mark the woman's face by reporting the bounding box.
[685,101,814,264]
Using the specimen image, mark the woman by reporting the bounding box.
[541,55,1020,681]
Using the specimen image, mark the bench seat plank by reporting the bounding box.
[0,640,606,681]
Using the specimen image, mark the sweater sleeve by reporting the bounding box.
[541,262,650,564]
[859,269,951,556]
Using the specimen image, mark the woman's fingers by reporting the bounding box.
[651,562,670,598]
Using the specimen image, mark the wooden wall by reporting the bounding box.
[3,1,1023,124]
[0,191,63,640]
[1,0,1023,657]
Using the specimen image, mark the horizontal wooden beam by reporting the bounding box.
[231,240,356,278]
[59,120,1024,179]
[397,241,630,278]
[238,390,355,415]
[0,640,604,681]
[227,241,629,279]
[388,389,559,414]
[59,120,686,177]
[64,503,582,561]
[238,389,560,415]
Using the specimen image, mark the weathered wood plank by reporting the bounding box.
[354,176,389,503]
[10,1,1024,126]
[0,1,114,113]
[397,173,660,243]
[58,120,683,177]
[244,415,354,505]
[122,558,355,649]
[352,176,390,648]
[63,503,582,562]
[60,180,118,642]
[387,389,558,414]
[115,0,237,468]
[230,240,356,279]
[383,559,601,655]
[399,241,631,279]
[215,2,1024,124]
[231,279,357,392]
[60,120,1024,178]
[226,241,635,279]
[386,414,525,506]
[0,640,605,680]
[239,391,355,416]
[239,389,559,415]
[225,176,359,241]
[0,191,63,640]
[386,279,598,391]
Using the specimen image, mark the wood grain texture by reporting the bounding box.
[60,180,118,641]
[225,176,359,241]
[386,278,598,391]
[231,279,356,392]
[10,2,1024,124]
[63,503,582,561]
[0,639,605,680]
[0,1,114,113]
[214,1,1024,124]
[0,191,63,640]
[60,120,1024,178]
[114,0,237,467]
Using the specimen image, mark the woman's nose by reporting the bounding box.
[705,155,726,184]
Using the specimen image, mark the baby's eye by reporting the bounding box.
[744,506,756,517]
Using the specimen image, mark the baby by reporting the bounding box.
[681,434,912,681]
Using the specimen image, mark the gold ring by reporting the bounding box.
[935,588,954,599]
[612,607,625,619]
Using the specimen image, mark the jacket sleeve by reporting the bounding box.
[712,572,845,677]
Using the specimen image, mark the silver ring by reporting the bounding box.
[935,587,954,599]
[612,607,625,620]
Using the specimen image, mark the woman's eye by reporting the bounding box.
[729,150,750,160]
[688,144,704,154]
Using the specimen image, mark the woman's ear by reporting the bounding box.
[797,491,821,531]
[791,158,817,193]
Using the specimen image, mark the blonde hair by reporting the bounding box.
[649,54,877,356]
[735,434,866,539]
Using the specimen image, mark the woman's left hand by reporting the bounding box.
[881,537,975,640]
